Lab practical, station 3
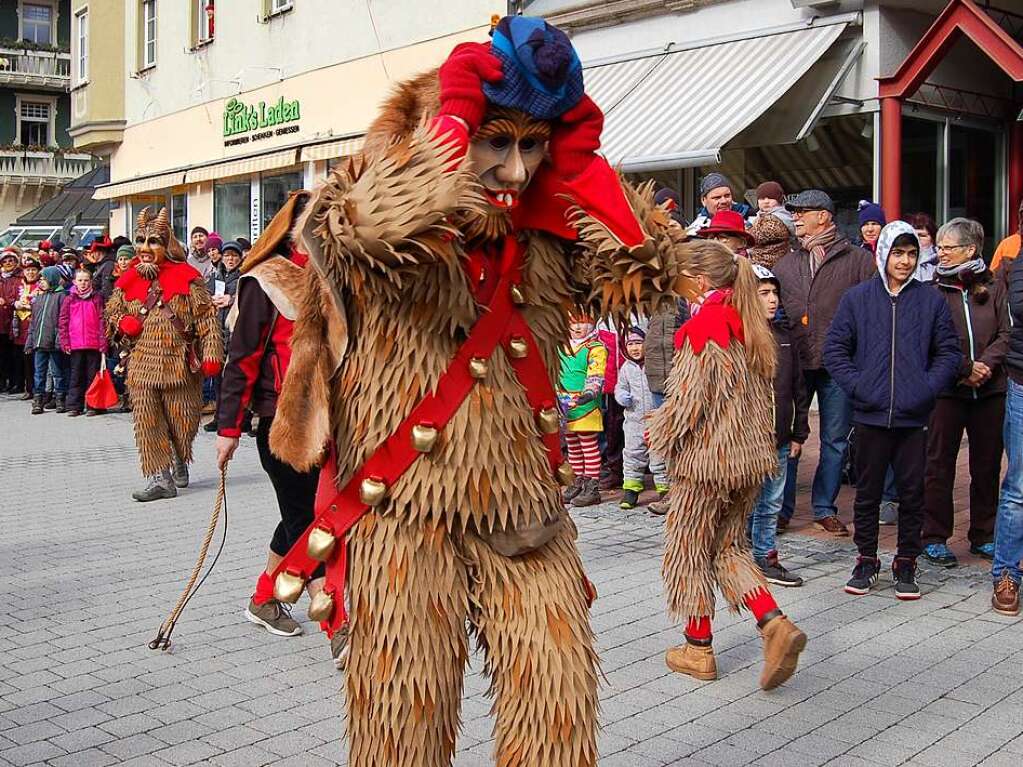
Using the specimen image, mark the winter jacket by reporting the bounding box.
[12,281,41,345]
[823,221,962,429]
[206,264,241,330]
[934,269,1010,400]
[58,287,107,353]
[772,322,810,448]
[26,290,64,352]
[644,300,689,395]
[615,358,657,432]
[774,232,874,370]
[90,254,117,300]
[557,333,607,432]
[1006,253,1023,385]
[0,268,19,336]
[686,202,754,236]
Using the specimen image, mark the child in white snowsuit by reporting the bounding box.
[615,326,669,509]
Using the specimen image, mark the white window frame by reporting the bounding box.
[19,1,57,47]
[74,7,88,86]
[15,93,57,148]
[266,0,293,19]
[140,0,157,70]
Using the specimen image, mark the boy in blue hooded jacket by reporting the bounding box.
[824,221,961,599]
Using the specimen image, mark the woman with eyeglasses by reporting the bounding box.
[921,218,1010,569]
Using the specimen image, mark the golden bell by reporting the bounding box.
[508,337,528,359]
[139,307,148,316]
[556,462,575,487]
[411,423,439,453]
[469,357,488,379]
[359,477,387,506]
[307,591,335,622]
[274,571,305,604]
[306,526,337,562]
[510,284,526,305]
[538,407,560,435]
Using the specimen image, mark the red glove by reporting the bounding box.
[201,360,222,378]
[118,315,143,337]
[548,95,604,179]
[437,43,503,135]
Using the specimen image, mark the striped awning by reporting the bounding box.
[184,148,299,184]
[300,136,365,162]
[92,171,186,200]
[586,22,848,172]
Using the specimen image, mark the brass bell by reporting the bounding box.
[306,526,337,562]
[139,307,148,316]
[469,357,488,379]
[508,337,528,359]
[510,284,526,305]
[411,423,439,453]
[556,462,575,487]
[359,476,387,506]
[538,407,560,435]
[274,571,305,604]
[307,591,335,622]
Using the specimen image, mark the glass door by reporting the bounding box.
[948,124,1002,258]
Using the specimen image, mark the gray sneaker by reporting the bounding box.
[131,471,177,502]
[245,598,302,637]
[171,458,189,488]
[331,624,350,670]
[879,501,899,526]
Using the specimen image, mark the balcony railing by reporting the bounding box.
[0,149,94,185]
[0,47,71,88]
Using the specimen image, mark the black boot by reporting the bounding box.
[31,395,44,415]
[43,392,56,410]
[54,395,66,414]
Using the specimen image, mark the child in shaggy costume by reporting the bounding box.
[648,239,808,690]
[558,312,607,507]
[261,16,697,767]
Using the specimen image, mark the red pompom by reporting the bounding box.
[201,360,222,378]
[118,315,143,337]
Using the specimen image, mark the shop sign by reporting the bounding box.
[223,96,301,147]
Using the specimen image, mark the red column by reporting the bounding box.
[880,96,903,222]
[1009,120,1023,236]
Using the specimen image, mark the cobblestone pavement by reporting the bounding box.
[2,398,1022,767]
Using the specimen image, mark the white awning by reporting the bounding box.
[586,22,848,172]
[300,136,365,162]
[92,171,186,200]
[184,148,299,184]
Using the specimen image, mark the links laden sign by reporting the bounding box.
[223,96,301,147]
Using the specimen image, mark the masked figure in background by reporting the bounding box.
[263,16,695,767]
[106,208,223,501]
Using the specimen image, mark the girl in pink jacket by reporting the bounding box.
[59,269,107,416]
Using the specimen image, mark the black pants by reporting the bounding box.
[853,424,927,559]
[922,395,1004,547]
[601,395,625,483]
[256,415,322,576]
[22,349,33,395]
[67,350,102,412]
[0,335,16,389]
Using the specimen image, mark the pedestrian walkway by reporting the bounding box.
[1,400,1021,767]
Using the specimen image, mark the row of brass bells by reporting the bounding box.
[274,571,305,604]
[412,423,439,453]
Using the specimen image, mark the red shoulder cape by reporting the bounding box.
[115,260,202,303]
[674,292,745,353]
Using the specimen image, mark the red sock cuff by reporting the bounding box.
[744,588,779,623]
[685,616,712,641]
[253,571,275,605]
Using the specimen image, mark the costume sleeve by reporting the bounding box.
[584,343,607,396]
[926,299,964,397]
[217,277,273,438]
[646,340,707,465]
[821,292,860,398]
[104,288,127,337]
[189,280,224,364]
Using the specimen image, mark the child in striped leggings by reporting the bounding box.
[558,312,607,507]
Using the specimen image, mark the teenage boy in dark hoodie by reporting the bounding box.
[824,221,961,599]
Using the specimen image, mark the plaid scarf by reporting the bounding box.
[802,225,839,278]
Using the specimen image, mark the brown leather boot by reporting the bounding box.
[665,641,717,681]
[759,613,806,690]
[992,573,1020,617]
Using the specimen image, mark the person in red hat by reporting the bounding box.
[698,209,755,256]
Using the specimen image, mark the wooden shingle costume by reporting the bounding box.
[262,16,696,767]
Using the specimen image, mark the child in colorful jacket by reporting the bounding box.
[59,268,107,416]
[615,326,669,510]
[558,312,607,507]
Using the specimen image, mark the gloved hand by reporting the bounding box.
[201,360,222,378]
[574,390,596,407]
[437,43,504,135]
[548,95,603,179]
[118,315,143,337]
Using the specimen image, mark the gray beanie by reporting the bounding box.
[700,172,731,197]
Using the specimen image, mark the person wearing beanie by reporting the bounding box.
[686,171,753,236]
[857,201,887,254]
[756,181,785,213]
[187,227,217,280]
[26,265,68,414]
[0,248,22,393]
[12,255,42,399]
[655,186,688,229]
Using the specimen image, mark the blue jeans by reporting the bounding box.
[993,379,1023,585]
[782,369,851,520]
[749,444,790,560]
[33,349,67,395]
[651,391,665,408]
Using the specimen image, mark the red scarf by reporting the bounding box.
[674,289,744,352]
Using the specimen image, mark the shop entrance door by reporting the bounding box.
[948,123,1001,257]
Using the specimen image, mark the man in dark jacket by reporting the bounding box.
[85,237,117,300]
[824,221,961,601]
[992,251,1023,616]
[774,189,875,536]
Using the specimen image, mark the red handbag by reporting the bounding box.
[85,355,119,410]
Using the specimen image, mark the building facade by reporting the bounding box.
[0,0,93,232]
[76,0,497,243]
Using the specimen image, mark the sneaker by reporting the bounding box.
[648,499,669,516]
[922,543,958,568]
[331,624,350,670]
[571,478,601,507]
[245,598,302,637]
[131,471,177,502]
[620,489,640,509]
[814,515,850,536]
[598,474,620,491]
[776,516,790,534]
[879,501,899,526]
[85,408,101,417]
[992,574,1020,617]
[757,555,804,588]
[892,557,921,601]
[845,556,881,595]
[970,542,995,561]
[67,410,82,417]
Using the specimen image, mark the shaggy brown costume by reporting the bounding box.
[266,67,694,766]
[106,209,222,478]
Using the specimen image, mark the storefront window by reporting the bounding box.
[949,124,999,257]
[171,193,188,243]
[260,171,303,232]
[214,180,251,242]
[128,196,169,238]
[901,116,941,226]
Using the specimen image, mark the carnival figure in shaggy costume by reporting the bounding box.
[262,16,696,767]
[105,208,223,501]
[648,239,808,690]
